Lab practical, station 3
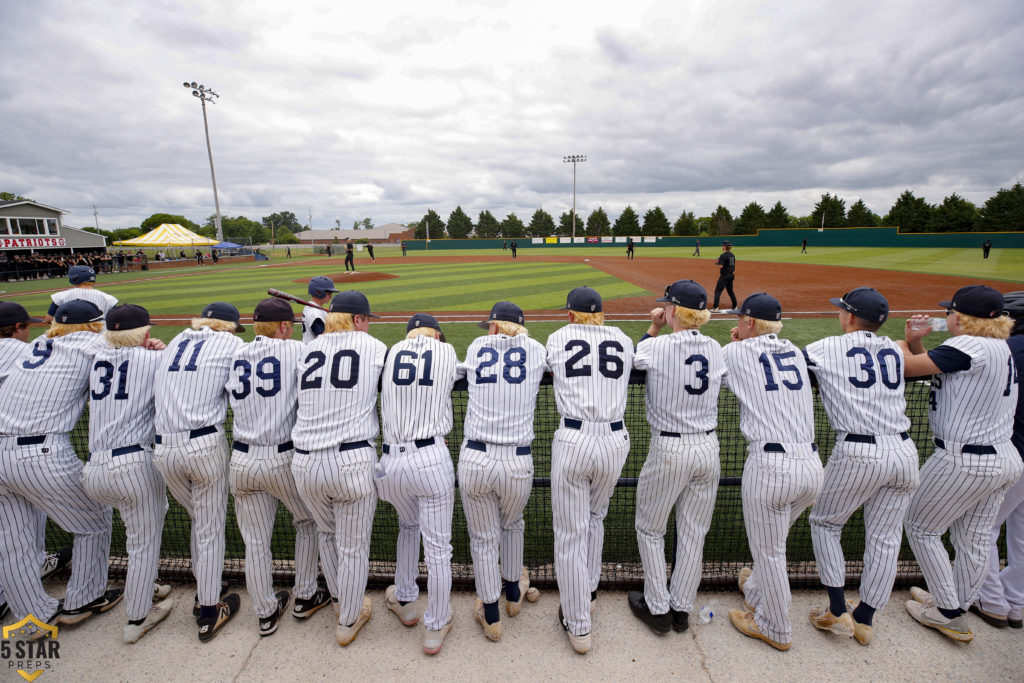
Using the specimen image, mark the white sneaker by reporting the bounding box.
[909,586,935,607]
[124,599,174,643]
[336,597,372,647]
[385,585,420,626]
[905,600,973,642]
[423,616,453,655]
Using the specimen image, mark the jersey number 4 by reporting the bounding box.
[564,340,624,379]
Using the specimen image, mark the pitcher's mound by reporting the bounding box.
[293,272,398,284]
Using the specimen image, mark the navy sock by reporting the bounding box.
[128,618,145,626]
[938,606,963,619]
[483,601,500,625]
[826,586,846,616]
[504,579,521,603]
[199,605,217,619]
[852,602,876,626]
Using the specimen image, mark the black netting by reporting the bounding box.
[49,378,960,589]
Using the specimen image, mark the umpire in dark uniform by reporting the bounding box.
[711,241,737,312]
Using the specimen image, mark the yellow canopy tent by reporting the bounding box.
[112,224,219,247]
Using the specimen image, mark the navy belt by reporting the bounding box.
[564,419,623,432]
[382,437,436,455]
[155,425,218,444]
[111,444,144,457]
[764,443,819,453]
[845,433,910,444]
[232,440,295,454]
[16,435,46,446]
[934,437,996,455]
[660,430,715,438]
[466,439,531,456]
[338,440,372,453]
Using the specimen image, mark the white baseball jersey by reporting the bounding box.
[546,324,634,422]
[0,337,27,384]
[88,345,162,451]
[927,335,1018,444]
[460,334,548,444]
[381,335,459,442]
[301,306,327,344]
[634,329,726,433]
[805,331,910,435]
[0,332,104,435]
[50,287,118,316]
[227,336,305,445]
[292,331,387,450]
[722,333,814,442]
[154,326,244,433]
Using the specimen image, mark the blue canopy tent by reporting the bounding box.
[214,241,242,249]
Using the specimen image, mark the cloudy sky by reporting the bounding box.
[1,0,1021,231]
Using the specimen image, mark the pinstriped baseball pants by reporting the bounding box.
[741,445,823,644]
[458,440,534,604]
[82,448,168,621]
[635,431,719,615]
[0,506,46,609]
[978,470,1024,617]
[231,445,319,620]
[291,446,376,626]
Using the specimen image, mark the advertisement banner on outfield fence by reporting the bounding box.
[545,237,558,244]
[601,236,613,243]
[0,237,66,249]
[531,238,544,244]
[559,237,572,243]
[644,236,657,243]
[587,237,599,243]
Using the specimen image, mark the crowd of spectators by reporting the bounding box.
[0,250,147,282]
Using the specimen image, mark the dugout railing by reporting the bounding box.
[50,376,949,590]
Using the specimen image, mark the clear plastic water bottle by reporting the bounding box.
[698,602,715,624]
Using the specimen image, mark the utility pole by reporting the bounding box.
[182,81,224,242]
[562,155,587,239]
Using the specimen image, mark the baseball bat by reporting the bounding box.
[267,288,328,312]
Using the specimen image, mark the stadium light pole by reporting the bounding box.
[182,81,224,243]
[562,155,586,239]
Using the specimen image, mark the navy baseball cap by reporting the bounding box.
[106,304,150,331]
[408,313,446,341]
[0,302,42,326]
[54,299,104,324]
[201,301,245,332]
[830,287,889,323]
[478,301,525,330]
[330,290,380,318]
[656,279,707,310]
[939,285,1005,319]
[721,240,732,247]
[562,286,602,313]
[68,265,96,285]
[308,276,338,298]
[253,297,301,323]
[726,292,782,321]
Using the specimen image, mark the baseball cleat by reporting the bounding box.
[845,600,873,646]
[193,581,230,617]
[474,598,502,641]
[197,593,241,643]
[729,609,791,651]
[39,545,72,579]
[336,596,372,647]
[671,609,690,633]
[628,591,671,635]
[506,568,534,617]
[559,605,591,654]
[905,601,973,642]
[153,583,172,600]
[423,616,453,655]
[57,588,124,626]
[124,598,174,643]
[909,586,935,607]
[809,607,855,637]
[1008,607,1023,629]
[385,585,420,626]
[969,602,1008,629]
[23,603,62,641]
[710,308,721,313]
[737,567,754,611]
[260,591,290,637]
[292,587,331,619]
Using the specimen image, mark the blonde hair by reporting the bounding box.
[104,326,150,348]
[47,321,103,338]
[570,311,604,326]
[674,306,711,329]
[253,321,286,337]
[494,320,528,337]
[741,316,783,336]
[955,312,1013,340]
[324,312,355,333]
[406,327,439,340]
[191,318,238,333]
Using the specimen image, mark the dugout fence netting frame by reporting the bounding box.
[51,376,950,590]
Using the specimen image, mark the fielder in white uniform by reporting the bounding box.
[227,298,328,637]
[378,313,459,655]
[458,301,546,641]
[153,301,245,642]
[0,300,121,633]
[804,287,919,646]
[723,292,823,651]
[899,285,1022,642]
[628,280,725,636]
[301,276,337,344]
[80,304,174,643]
[291,291,385,646]
[547,286,633,655]
[45,266,118,322]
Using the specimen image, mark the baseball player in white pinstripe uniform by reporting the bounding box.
[628,280,725,636]
[153,301,245,642]
[723,292,823,651]
[378,313,460,655]
[898,285,1022,642]
[291,291,385,646]
[80,304,175,643]
[301,276,337,344]
[0,299,122,635]
[44,266,118,322]
[457,302,545,641]
[227,298,329,637]
[804,287,919,646]
[547,286,633,655]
